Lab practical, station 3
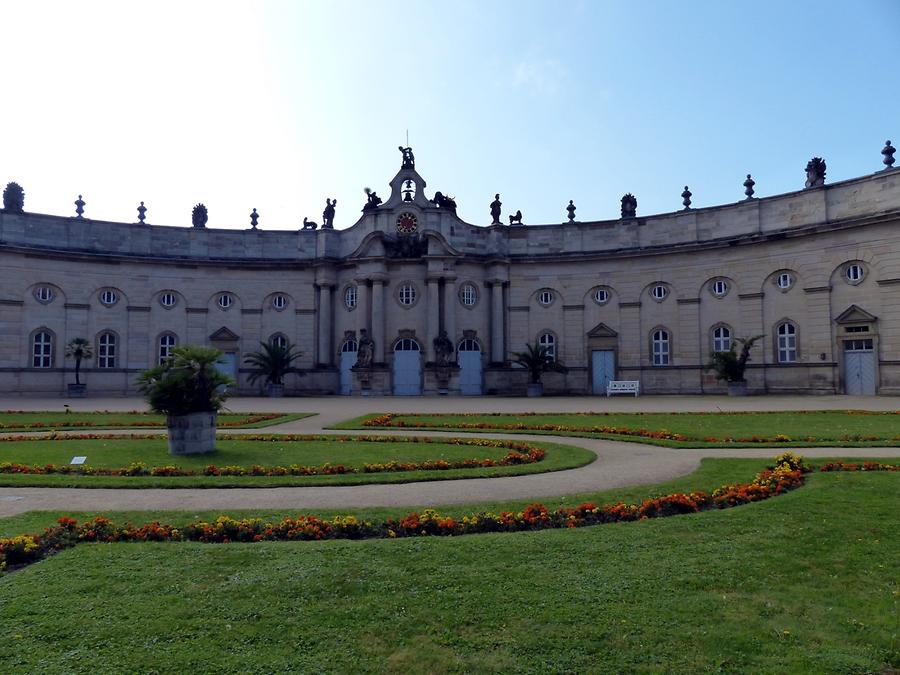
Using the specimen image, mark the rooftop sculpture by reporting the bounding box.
[2,182,24,213]
[805,157,826,188]
[322,198,336,229]
[74,195,85,218]
[363,188,382,212]
[192,203,208,228]
[490,194,502,224]
[621,193,637,219]
[137,201,147,224]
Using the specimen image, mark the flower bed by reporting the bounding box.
[0,413,284,430]
[5,454,892,573]
[0,434,545,478]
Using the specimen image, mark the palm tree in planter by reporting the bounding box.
[136,345,233,455]
[510,342,568,397]
[706,334,764,396]
[64,338,93,397]
[243,341,304,397]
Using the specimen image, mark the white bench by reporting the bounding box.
[606,380,640,397]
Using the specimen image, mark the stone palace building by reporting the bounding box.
[1,145,898,396]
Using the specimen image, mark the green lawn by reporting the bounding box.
[0,410,312,432]
[0,437,593,488]
[0,468,896,673]
[336,410,900,447]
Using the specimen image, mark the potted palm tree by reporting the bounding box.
[511,342,568,397]
[64,337,93,397]
[706,334,764,396]
[136,345,232,454]
[243,341,304,397]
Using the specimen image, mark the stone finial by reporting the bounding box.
[250,208,259,229]
[620,193,637,219]
[137,201,147,224]
[681,186,692,210]
[743,174,755,199]
[2,182,24,213]
[882,140,896,169]
[804,157,826,188]
[566,200,576,222]
[490,193,502,224]
[192,203,208,228]
[74,195,85,218]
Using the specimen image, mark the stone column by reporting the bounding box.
[490,281,505,363]
[426,277,441,360]
[371,277,385,363]
[316,283,333,366]
[443,277,457,346]
[357,278,371,335]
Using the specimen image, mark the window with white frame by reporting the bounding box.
[160,292,177,308]
[97,332,117,368]
[270,333,288,349]
[272,294,287,310]
[217,293,234,310]
[398,284,417,306]
[845,263,864,283]
[460,284,477,306]
[100,289,118,306]
[593,288,610,305]
[538,332,556,360]
[32,331,53,368]
[652,329,670,365]
[34,286,54,303]
[344,285,358,309]
[776,272,794,290]
[158,333,177,363]
[538,289,553,306]
[712,325,731,352]
[777,322,797,363]
[711,279,728,297]
[651,284,668,301]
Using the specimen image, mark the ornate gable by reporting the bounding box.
[209,326,240,341]
[587,322,618,338]
[835,305,877,324]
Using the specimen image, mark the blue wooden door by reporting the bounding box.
[339,339,357,395]
[393,339,422,395]
[458,338,482,395]
[591,350,615,394]
[215,352,238,390]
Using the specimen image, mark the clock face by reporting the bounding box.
[396,212,418,234]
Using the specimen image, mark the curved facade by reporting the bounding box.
[2,155,899,396]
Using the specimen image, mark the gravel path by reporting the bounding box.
[0,395,897,516]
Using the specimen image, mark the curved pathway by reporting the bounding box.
[0,395,897,516]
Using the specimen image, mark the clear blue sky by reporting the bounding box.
[1,0,897,229]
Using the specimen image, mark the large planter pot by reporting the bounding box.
[526,383,544,397]
[166,411,217,455]
[266,383,284,398]
[67,383,87,398]
[727,381,749,396]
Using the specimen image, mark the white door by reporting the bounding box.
[393,338,422,395]
[216,352,238,389]
[844,339,876,395]
[339,339,358,395]
[458,339,482,395]
[591,350,615,394]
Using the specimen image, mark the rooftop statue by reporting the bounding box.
[250,208,259,229]
[566,200,576,222]
[681,186,692,210]
[192,203,208,228]
[490,193,502,224]
[302,217,318,230]
[431,191,457,210]
[362,188,382,212]
[322,198,336,228]
[398,146,415,169]
[805,157,826,188]
[74,195,85,219]
[509,209,523,225]
[2,182,24,213]
[137,201,147,224]
[621,193,637,218]
[882,140,895,169]
[743,174,756,199]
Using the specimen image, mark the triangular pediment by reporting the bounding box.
[835,304,877,324]
[209,326,240,341]
[587,322,618,338]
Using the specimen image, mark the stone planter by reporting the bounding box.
[727,381,749,396]
[266,383,284,398]
[526,383,544,397]
[166,411,217,455]
[67,383,87,398]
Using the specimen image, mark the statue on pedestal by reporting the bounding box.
[621,193,637,218]
[192,203,208,228]
[355,329,374,367]
[508,209,523,225]
[3,182,25,213]
[363,188,382,212]
[490,194,502,224]
[804,157,826,188]
[433,330,454,366]
[398,146,415,169]
[431,191,457,210]
[322,198,336,228]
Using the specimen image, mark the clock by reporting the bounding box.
[396,212,418,234]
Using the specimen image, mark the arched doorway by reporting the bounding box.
[457,338,482,395]
[339,338,358,395]
[393,338,422,395]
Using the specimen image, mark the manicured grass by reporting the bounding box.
[335,410,900,447]
[0,469,896,672]
[0,436,593,488]
[0,410,312,432]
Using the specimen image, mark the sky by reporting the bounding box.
[1,0,898,230]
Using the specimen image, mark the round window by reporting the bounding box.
[651,285,668,301]
[272,294,287,310]
[845,264,864,283]
[100,289,118,306]
[538,290,553,306]
[398,284,417,306]
[711,280,728,297]
[776,272,793,290]
[460,284,477,307]
[34,286,54,303]
[593,288,610,305]
[160,292,177,308]
[344,286,358,309]
[217,293,234,310]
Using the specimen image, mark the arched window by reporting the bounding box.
[32,330,53,368]
[777,322,797,363]
[458,338,480,352]
[712,325,731,353]
[97,332,117,368]
[158,333,177,364]
[538,332,556,360]
[651,329,670,366]
[341,339,358,353]
[270,333,288,349]
[395,338,420,351]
